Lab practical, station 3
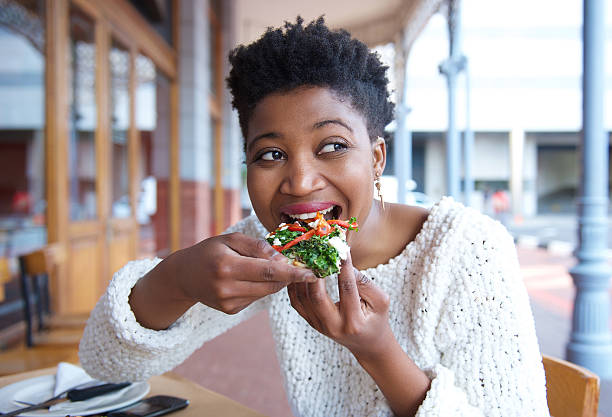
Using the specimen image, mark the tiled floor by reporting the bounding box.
[172,311,293,417]
[172,247,612,417]
[519,247,612,417]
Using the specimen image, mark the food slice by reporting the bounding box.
[266,212,358,278]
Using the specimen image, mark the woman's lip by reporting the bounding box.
[280,202,337,215]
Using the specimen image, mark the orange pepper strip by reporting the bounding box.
[288,224,307,232]
[281,229,315,251]
[327,220,358,229]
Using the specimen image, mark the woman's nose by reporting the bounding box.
[279,162,326,196]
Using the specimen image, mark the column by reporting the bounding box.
[439,0,465,199]
[178,0,213,247]
[566,0,612,378]
[394,43,412,204]
[221,1,244,228]
[509,128,524,222]
[463,63,474,207]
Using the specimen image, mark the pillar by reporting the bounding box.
[178,0,212,247]
[394,43,412,204]
[509,128,524,222]
[439,0,466,199]
[463,63,474,207]
[566,0,612,378]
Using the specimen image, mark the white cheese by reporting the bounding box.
[328,236,349,261]
[308,219,320,229]
[273,238,282,246]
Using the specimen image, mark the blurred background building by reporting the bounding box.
[383,1,612,220]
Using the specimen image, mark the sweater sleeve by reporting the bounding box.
[78,217,269,382]
[416,216,550,417]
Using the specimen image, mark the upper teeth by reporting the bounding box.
[288,206,334,220]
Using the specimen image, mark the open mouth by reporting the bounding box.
[280,205,342,224]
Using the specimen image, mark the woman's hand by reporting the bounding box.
[178,232,318,313]
[130,232,318,330]
[287,251,395,360]
[287,251,431,417]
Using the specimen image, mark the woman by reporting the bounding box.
[79,17,550,417]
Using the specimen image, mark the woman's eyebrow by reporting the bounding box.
[313,119,353,133]
[246,132,279,153]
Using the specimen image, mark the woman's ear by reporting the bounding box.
[372,136,386,176]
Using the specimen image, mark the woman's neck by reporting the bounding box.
[349,200,429,270]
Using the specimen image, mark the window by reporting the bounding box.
[109,38,131,219]
[68,6,97,221]
[136,54,171,257]
[0,0,46,256]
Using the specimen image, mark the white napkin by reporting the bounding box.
[53,362,96,396]
[12,362,137,414]
[12,362,97,406]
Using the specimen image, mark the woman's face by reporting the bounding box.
[245,86,385,235]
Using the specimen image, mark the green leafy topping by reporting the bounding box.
[282,232,341,278]
[266,216,358,278]
[266,228,302,246]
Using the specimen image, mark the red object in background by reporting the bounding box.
[11,191,32,214]
[491,190,510,214]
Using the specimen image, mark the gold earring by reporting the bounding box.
[374,176,385,210]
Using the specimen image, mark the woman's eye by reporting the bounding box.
[319,143,346,154]
[260,150,285,161]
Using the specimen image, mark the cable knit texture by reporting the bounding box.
[79,197,550,416]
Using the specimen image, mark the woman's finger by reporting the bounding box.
[228,256,317,285]
[288,283,318,328]
[223,232,284,260]
[236,278,299,298]
[337,251,362,318]
[352,267,389,312]
[287,283,308,318]
[304,279,341,331]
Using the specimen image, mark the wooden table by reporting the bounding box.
[0,367,267,417]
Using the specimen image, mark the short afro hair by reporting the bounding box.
[226,16,394,146]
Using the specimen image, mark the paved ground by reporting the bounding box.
[172,245,612,417]
[518,246,612,417]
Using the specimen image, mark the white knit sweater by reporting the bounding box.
[79,197,550,417]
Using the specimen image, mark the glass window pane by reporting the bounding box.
[68,6,97,221]
[0,0,47,256]
[110,39,131,219]
[136,55,170,257]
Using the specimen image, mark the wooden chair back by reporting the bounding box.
[0,257,11,302]
[542,354,600,417]
[18,244,84,348]
[0,245,82,376]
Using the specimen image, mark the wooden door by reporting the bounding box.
[46,0,178,314]
[63,4,105,313]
